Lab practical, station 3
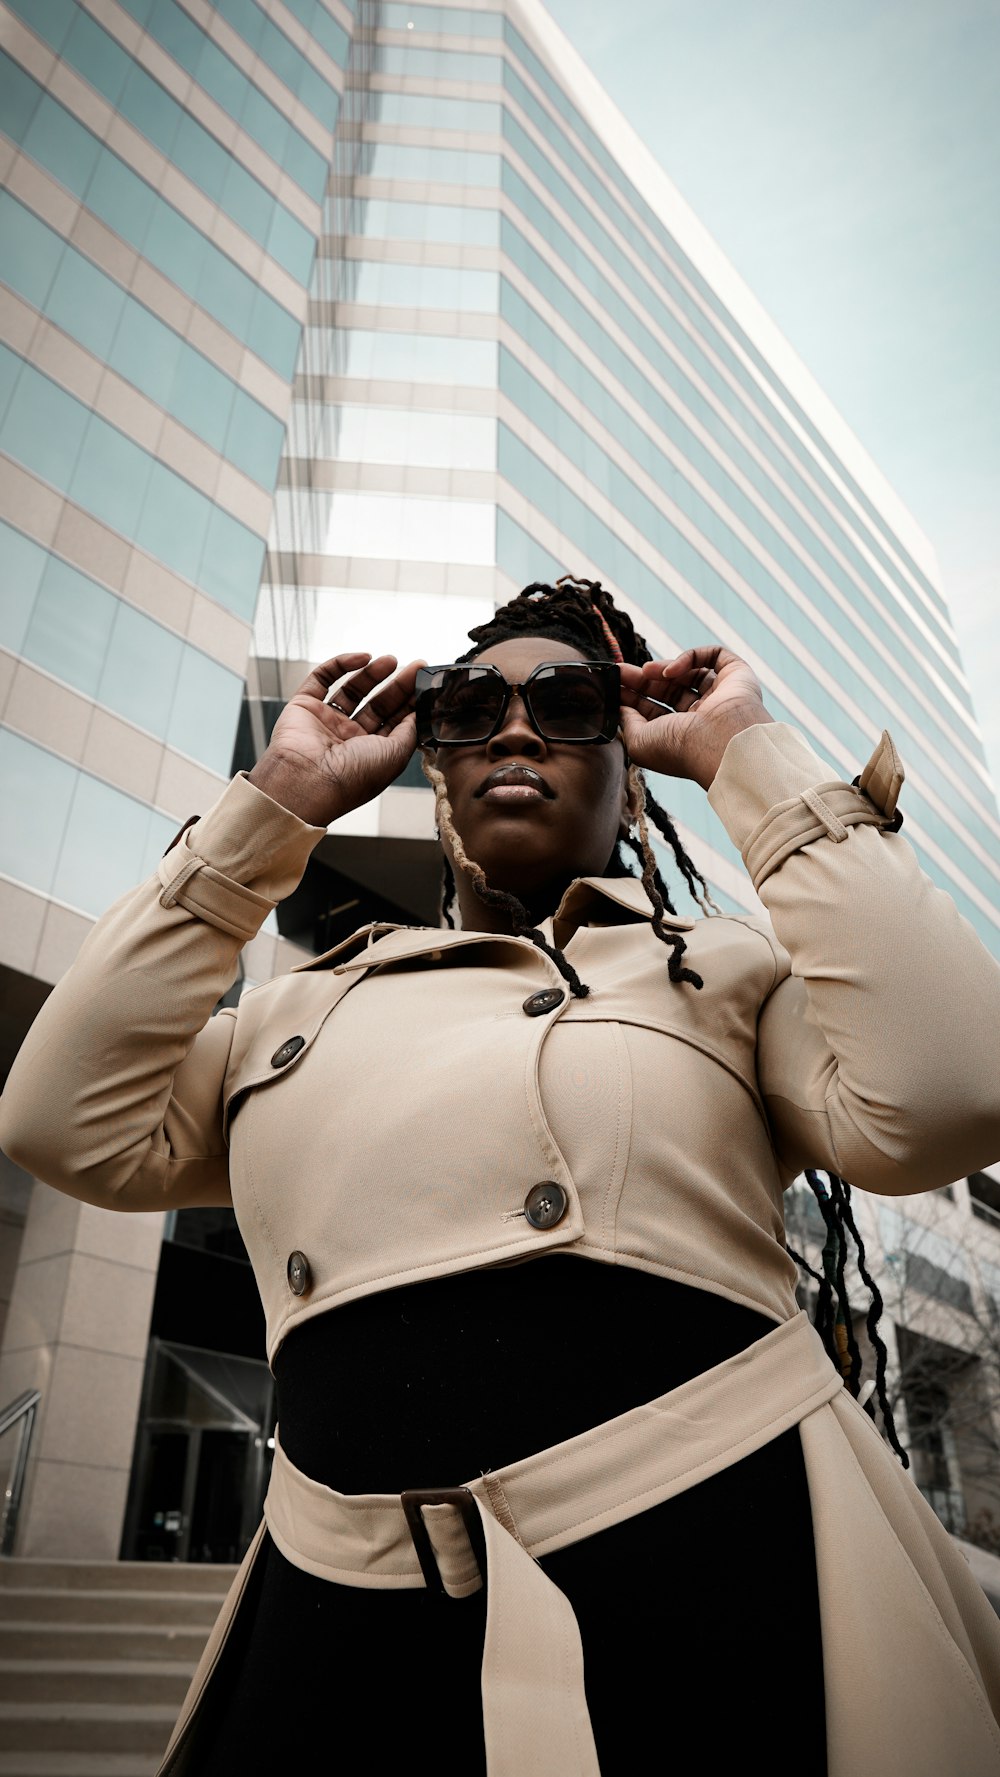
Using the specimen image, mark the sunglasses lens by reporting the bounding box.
[419,667,504,743]
[531,667,611,739]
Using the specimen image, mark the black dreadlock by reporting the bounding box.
[421,576,715,997]
[787,1170,908,1466]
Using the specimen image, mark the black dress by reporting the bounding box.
[194,1258,826,1773]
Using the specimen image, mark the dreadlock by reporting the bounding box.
[787,1170,909,1466]
[421,575,716,994]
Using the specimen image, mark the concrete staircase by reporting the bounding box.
[0,1558,236,1776]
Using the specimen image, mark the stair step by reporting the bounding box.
[0,1590,222,1628]
[0,1561,236,1595]
[0,1661,191,1706]
[0,1703,175,1755]
[0,1756,153,1775]
[0,1624,208,1665]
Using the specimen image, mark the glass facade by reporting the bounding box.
[1,0,997,940]
[264,0,1000,959]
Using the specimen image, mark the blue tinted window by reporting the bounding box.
[0,729,77,894]
[86,149,157,245]
[212,0,341,128]
[64,8,137,109]
[349,261,498,311]
[137,461,212,586]
[0,190,64,310]
[23,556,118,698]
[0,522,48,655]
[23,90,102,191]
[98,599,182,735]
[0,60,302,376]
[225,391,286,489]
[200,506,265,620]
[279,0,349,65]
[350,197,500,246]
[169,350,233,455]
[52,769,164,914]
[364,143,500,186]
[46,251,126,362]
[167,646,244,772]
[71,414,153,537]
[113,0,327,200]
[0,349,88,488]
[373,92,501,130]
[0,48,44,140]
[110,300,182,407]
[374,45,502,81]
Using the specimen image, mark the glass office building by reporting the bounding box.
[1,0,998,1562]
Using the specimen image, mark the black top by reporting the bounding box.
[196,1261,826,1776]
[273,1255,776,1490]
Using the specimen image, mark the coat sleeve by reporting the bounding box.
[707,723,1000,1195]
[0,773,326,1212]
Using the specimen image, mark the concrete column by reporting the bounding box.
[0,1179,163,1558]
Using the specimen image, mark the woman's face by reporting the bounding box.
[431,636,634,904]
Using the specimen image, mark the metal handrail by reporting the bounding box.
[0,1389,40,1556]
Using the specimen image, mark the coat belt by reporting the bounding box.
[263,1309,841,1775]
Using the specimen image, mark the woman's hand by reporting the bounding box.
[618,646,773,791]
[246,652,423,826]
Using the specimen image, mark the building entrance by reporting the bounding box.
[121,1339,274,1564]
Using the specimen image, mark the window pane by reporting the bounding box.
[51,769,157,914]
[328,328,497,386]
[0,192,64,311]
[347,261,498,312]
[0,358,88,490]
[363,143,501,187]
[0,522,48,654]
[98,598,183,734]
[373,93,501,131]
[322,491,495,564]
[167,646,244,773]
[0,729,77,894]
[297,403,495,469]
[23,556,118,698]
[351,198,500,247]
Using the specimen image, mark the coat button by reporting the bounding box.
[522,989,565,1017]
[524,1182,568,1229]
[287,1251,312,1296]
[271,1036,305,1068]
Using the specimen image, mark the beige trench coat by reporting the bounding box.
[3,721,1000,1772]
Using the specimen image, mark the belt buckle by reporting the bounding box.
[400,1486,487,1596]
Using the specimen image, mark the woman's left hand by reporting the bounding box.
[618,645,774,790]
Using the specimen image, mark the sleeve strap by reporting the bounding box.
[157,832,275,942]
[742,730,906,893]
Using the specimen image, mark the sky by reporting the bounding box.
[543,0,1000,800]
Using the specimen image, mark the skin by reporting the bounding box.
[247,634,774,929]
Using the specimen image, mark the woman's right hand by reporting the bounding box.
[246,652,424,827]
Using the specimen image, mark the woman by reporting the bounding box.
[3,577,1000,1777]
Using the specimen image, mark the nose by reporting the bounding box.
[485,689,546,759]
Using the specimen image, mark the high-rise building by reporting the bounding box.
[1,0,998,1566]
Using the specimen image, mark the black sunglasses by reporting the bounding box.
[415,660,622,748]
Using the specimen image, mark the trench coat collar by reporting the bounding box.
[291,876,695,974]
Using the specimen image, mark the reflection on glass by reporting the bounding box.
[346,261,499,312]
[362,143,501,187]
[273,490,495,564]
[314,328,498,386]
[309,587,496,667]
[340,198,500,246]
[291,404,496,470]
[373,93,501,131]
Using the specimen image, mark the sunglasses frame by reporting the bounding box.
[415,659,622,749]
